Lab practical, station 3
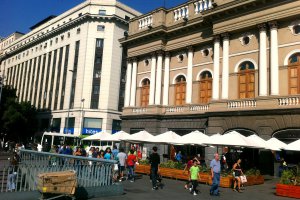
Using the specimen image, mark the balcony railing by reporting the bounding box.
[278,97,300,106]
[194,0,213,14]
[227,100,257,109]
[174,6,189,21]
[124,96,300,116]
[132,107,148,113]
[138,15,153,30]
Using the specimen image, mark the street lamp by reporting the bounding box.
[79,98,85,135]
[65,70,74,134]
[0,75,3,105]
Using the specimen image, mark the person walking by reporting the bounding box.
[149,146,160,190]
[190,160,201,195]
[210,153,221,196]
[183,156,200,190]
[117,148,127,181]
[232,158,244,192]
[127,149,136,182]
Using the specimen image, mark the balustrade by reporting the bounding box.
[278,97,300,106]
[132,108,148,113]
[194,0,213,14]
[138,15,153,29]
[174,6,189,21]
[227,100,257,108]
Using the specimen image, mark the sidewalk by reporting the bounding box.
[0,175,292,200]
[92,175,291,200]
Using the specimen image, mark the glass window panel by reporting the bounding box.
[84,118,102,128]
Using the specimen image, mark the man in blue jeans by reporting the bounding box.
[210,153,221,196]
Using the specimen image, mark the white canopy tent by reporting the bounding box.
[246,134,267,149]
[203,131,251,147]
[265,138,287,151]
[110,131,130,141]
[122,130,155,143]
[284,139,300,151]
[180,130,208,146]
[202,133,223,146]
[82,131,120,142]
[150,131,182,144]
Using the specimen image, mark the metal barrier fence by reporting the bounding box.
[0,149,117,192]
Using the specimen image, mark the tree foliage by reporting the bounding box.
[0,86,38,142]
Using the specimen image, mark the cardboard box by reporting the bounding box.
[37,170,77,195]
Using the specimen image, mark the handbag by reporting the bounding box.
[114,164,119,171]
[240,175,247,183]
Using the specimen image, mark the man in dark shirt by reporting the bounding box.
[149,146,160,190]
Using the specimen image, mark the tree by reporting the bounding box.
[0,86,38,142]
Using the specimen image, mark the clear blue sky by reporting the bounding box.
[0,0,187,38]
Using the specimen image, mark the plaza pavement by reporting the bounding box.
[0,174,293,200]
[92,174,292,200]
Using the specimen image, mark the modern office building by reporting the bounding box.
[0,0,140,136]
[121,0,300,167]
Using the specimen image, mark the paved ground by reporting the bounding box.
[0,175,293,200]
[92,175,292,200]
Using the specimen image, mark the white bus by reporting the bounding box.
[41,132,81,149]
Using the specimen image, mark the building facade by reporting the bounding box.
[0,0,140,136]
[121,0,300,147]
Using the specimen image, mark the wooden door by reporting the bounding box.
[199,79,212,103]
[239,64,255,99]
[141,79,150,107]
[288,53,300,94]
[175,82,186,105]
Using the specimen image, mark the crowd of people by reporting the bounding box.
[46,144,250,196]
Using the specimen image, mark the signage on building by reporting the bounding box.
[64,128,74,134]
[82,128,102,135]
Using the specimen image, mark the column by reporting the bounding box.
[258,24,268,96]
[269,21,279,96]
[155,50,163,105]
[221,33,229,99]
[163,52,170,106]
[129,57,137,107]
[212,35,220,100]
[149,52,156,105]
[124,59,132,107]
[186,46,193,104]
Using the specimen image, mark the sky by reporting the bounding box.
[0,0,187,38]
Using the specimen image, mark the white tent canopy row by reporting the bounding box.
[80,130,300,151]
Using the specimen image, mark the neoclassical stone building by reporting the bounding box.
[121,0,300,148]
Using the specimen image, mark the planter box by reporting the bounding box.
[135,164,150,175]
[208,175,233,188]
[244,175,264,186]
[276,184,300,199]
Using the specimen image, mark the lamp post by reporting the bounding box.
[65,70,74,134]
[0,75,3,105]
[79,98,85,136]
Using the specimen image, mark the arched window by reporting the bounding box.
[141,79,150,107]
[199,71,212,103]
[288,53,300,94]
[238,61,255,99]
[175,75,186,105]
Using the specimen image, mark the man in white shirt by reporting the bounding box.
[117,148,127,181]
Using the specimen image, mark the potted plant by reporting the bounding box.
[276,169,300,198]
[244,169,264,186]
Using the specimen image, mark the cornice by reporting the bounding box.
[4,13,128,58]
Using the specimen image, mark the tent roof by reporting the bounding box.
[181,130,208,145]
[82,131,119,141]
[246,134,267,149]
[284,139,300,151]
[151,131,182,144]
[123,130,155,143]
[265,138,287,151]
